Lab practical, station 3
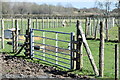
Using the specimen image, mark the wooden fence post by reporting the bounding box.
[94,18,100,39]
[56,17,58,28]
[92,18,95,37]
[15,20,19,52]
[88,17,91,36]
[99,21,104,77]
[21,17,23,34]
[105,18,109,41]
[85,17,88,37]
[42,17,44,29]
[77,20,99,76]
[70,17,72,27]
[25,18,31,57]
[33,22,35,28]
[28,18,31,32]
[76,20,83,70]
[1,19,4,49]
[118,25,120,80]
[36,17,38,29]
[112,17,115,27]
[12,31,15,53]
[115,44,119,80]
[47,17,49,28]
[12,17,14,28]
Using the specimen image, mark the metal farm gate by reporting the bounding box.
[30,29,74,69]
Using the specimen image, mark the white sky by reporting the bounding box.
[1,0,118,9]
[3,0,118,2]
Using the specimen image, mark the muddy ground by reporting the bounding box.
[0,53,94,80]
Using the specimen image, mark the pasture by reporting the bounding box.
[0,17,119,78]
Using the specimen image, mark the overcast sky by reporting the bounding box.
[3,0,118,9]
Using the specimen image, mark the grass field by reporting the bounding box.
[0,18,118,78]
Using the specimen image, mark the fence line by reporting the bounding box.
[0,17,119,79]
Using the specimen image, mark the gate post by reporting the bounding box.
[76,20,83,70]
[30,28,33,58]
[99,21,105,77]
[24,18,31,57]
[70,32,75,69]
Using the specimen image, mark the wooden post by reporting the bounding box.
[70,17,72,27]
[42,17,44,29]
[36,17,38,29]
[54,18,56,28]
[99,21,104,77]
[76,20,83,70]
[1,19,4,49]
[25,30,29,56]
[28,18,31,31]
[33,22,34,28]
[12,18,14,28]
[39,21,41,29]
[52,17,54,28]
[21,18,23,34]
[118,26,120,80]
[56,17,58,28]
[92,18,95,37]
[25,18,31,57]
[85,17,88,37]
[12,31,15,53]
[112,17,115,27]
[89,17,91,36]
[105,18,109,41]
[115,44,119,80]
[94,18,100,39]
[15,20,19,52]
[77,20,99,76]
[47,17,49,28]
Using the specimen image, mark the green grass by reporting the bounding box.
[31,26,116,78]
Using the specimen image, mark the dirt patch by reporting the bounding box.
[0,53,91,79]
[19,35,42,41]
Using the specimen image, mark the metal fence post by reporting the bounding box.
[70,32,74,69]
[43,31,45,60]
